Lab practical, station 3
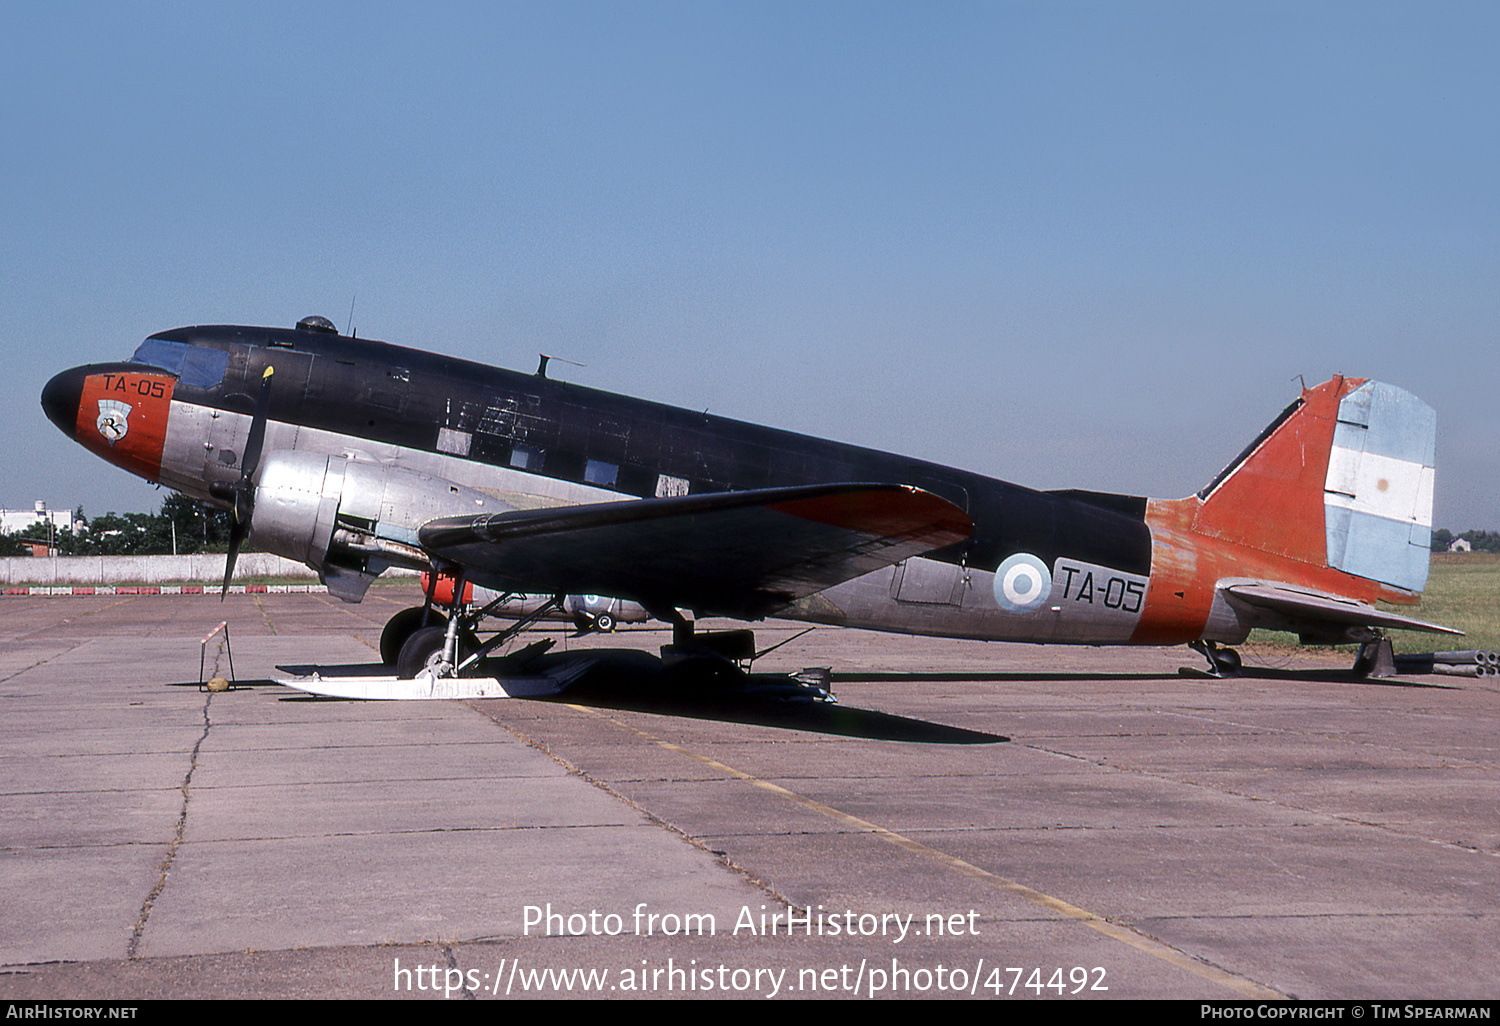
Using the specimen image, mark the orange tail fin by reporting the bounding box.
[1192,376,1436,593]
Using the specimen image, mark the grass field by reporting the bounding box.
[1385,551,1500,654]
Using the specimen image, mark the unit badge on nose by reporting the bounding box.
[96,399,132,445]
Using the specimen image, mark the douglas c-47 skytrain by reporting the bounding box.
[41,316,1458,698]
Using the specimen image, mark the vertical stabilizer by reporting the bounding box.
[1190,376,1436,594]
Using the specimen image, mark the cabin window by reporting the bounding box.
[436,428,472,456]
[510,443,543,471]
[584,459,619,488]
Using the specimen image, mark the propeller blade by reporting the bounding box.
[220,365,274,599]
[221,518,247,599]
[241,366,274,483]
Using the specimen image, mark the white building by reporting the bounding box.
[1,501,80,538]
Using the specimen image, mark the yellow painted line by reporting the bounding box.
[576,705,1282,1000]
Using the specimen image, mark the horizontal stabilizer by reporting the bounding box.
[418,482,972,618]
[1223,582,1461,636]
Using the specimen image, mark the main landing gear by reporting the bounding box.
[380,568,562,680]
[375,572,833,701]
[647,608,832,700]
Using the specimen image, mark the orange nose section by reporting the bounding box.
[66,367,177,482]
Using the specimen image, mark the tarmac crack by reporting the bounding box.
[126,690,213,959]
[0,651,82,686]
[443,944,476,1000]
[250,595,278,634]
[0,635,96,685]
[1,596,138,646]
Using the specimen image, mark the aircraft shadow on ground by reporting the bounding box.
[539,683,1006,745]
[167,679,286,691]
[836,667,1460,689]
[1227,666,1461,689]
[264,650,1007,744]
[835,670,1168,684]
[172,665,1458,696]
[168,649,1460,740]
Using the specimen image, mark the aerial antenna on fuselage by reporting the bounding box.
[346,294,357,337]
[536,354,585,378]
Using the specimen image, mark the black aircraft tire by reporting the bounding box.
[594,612,616,633]
[1214,647,1243,675]
[396,626,449,680]
[380,607,446,666]
[396,625,481,680]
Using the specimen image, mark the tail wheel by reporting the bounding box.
[1213,647,1243,675]
[1190,640,1243,677]
[593,612,616,633]
[380,607,447,665]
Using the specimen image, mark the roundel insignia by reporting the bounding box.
[992,553,1053,613]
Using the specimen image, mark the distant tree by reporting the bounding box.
[1462,529,1500,553]
[53,525,86,556]
[160,492,232,553]
[50,496,234,556]
[64,511,153,555]
[0,530,30,557]
[1431,528,1500,554]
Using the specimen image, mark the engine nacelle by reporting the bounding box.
[252,451,513,601]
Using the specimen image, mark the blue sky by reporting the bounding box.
[3,1,1496,530]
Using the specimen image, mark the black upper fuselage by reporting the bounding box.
[146,323,1153,578]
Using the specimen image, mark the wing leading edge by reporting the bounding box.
[418,482,973,618]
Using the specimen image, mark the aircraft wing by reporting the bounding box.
[418,482,973,618]
[1221,582,1462,638]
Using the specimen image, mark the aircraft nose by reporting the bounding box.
[41,366,86,436]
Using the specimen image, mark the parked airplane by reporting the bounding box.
[41,315,1456,688]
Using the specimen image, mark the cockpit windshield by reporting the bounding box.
[129,339,230,389]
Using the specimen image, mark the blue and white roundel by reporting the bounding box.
[992,553,1053,613]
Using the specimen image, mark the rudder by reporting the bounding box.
[1322,380,1435,592]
